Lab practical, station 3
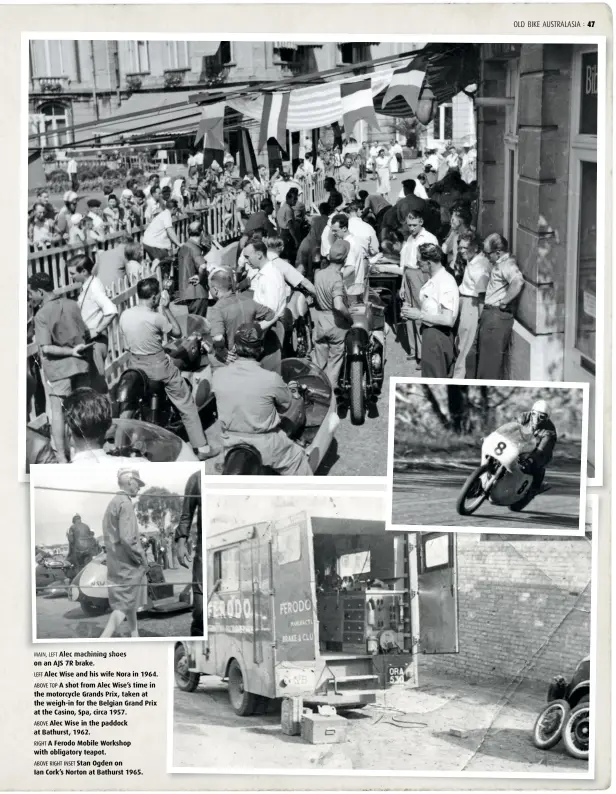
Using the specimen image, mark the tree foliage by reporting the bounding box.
[395,384,585,453]
[135,487,182,538]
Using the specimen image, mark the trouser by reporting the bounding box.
[131,352,207,448]
[86,335,109,394]
[143,244,171,264]
[421,325,455,378]
[70,176,79,192]
[402,268,429,360]
[222,428,313,476]
[312,310,348,391]
[466,306,514,380]
[396,154,404,172]
[191,547,203,636]
[453,295,481,379]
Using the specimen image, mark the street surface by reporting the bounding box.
[35,567,194,640]
[391,469,581,531]
[172,672,587,774]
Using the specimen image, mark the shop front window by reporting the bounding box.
[574,160,597,362]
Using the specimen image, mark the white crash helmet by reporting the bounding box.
[531,399,549,418]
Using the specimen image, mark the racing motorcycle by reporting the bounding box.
[35,554,76,595]
[69,552,193,618]
[337,283,389,426]
[456,421,542,516]
[532,656,590,760]
[111,313,215,440]
[222,358,339,475]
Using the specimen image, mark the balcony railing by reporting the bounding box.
[32,76,71,94]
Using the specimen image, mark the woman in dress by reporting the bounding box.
[375,148,394,197]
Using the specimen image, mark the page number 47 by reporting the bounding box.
[588,20,596,26]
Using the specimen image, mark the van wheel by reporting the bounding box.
[228,660,256,716]
[174,645,200,693]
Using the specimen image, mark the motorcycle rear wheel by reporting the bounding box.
[350,360,366,426]
[456,463,490,516]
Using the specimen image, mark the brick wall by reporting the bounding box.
[419,533,592,692]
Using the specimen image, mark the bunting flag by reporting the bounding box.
[258,92,290,153]
[195,101,225,149]
[236,127,259,177]
[382,56,431,114]
[340,79,380,133]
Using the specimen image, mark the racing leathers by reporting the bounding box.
[517,411,558,488]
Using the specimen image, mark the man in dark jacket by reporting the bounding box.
[67,514,99,571]
[174,470,203,636]
[518,399,558,490]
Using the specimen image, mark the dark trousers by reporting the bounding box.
[402,268,429,360]
[191,548,203,637]
[421,325,455,378]
[466,306,514,380]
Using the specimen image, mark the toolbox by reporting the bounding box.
[300,712,348,745]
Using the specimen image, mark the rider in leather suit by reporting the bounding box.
[517,399,558,490]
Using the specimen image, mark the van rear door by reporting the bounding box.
[416,532,459,654]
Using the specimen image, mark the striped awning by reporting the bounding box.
[273,42,299,51]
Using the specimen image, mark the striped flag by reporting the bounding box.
[340,79,380,134]
[382,56,434,115]
[236,128,259,177]
[258,92,290,153]
[195,101,225,149]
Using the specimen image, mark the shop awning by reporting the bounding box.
[202,41,221,57]
[273,42,299,50]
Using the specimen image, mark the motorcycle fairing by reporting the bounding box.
[72,556,109,602]
[344,325,370,357]
[481,465,533,506]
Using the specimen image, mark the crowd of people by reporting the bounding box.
[27,133,522,475]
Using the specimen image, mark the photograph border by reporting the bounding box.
[29,461,205,644]
[18,32,608,484]
[166,484,596,779]
[385,377,590,536]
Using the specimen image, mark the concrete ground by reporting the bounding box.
[172,671,588,775]
[35,566,194,640]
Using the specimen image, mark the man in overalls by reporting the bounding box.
[119,276,216,460]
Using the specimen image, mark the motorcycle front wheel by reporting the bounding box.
[456,463,491,516]
[350,360,365,426]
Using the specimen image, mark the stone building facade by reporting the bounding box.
[476,42,599,464]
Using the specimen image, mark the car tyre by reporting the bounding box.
[561,702,590,760]
[532,699,570,750]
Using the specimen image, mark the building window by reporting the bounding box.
[433,104,453,141]
[166,41,190,69]
[338,43,370,66]
[574,161,597,362]
[220,41,232,64]
[128,40,150,73]
[39,101,70,147]
[31,40,65,77]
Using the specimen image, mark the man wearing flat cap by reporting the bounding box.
[212,322,313,475]
[100,468,149,638]
[313,239,354,390]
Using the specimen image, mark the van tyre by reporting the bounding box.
[228,659,257,716]
[561,702,590,760]
[456,464,490,516]
[532,699,570,750]
[174,645,200,693]
[350,360,365,425]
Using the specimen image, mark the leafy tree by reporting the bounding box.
[135,487,182,542]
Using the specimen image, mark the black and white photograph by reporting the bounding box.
[388,379,588,534]
[31,461,203,641]
[171,489,594,776]
[22,37,604,482]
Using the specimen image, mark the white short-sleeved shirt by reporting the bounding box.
[400,228,439,271]
[78,275,118,333]
[459,253,493,298]
[420,267,460,323]
[251,260,287,318]
[143,209,173,249]
[266,252,303,298]
[348,217,379,258]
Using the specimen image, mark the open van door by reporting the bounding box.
[417,533,459,654]
[270,513,318,697]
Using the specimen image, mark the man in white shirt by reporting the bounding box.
[74,253,118,392]
[402,242,459,377]
[399,208,439,364]
[345,202,380,260]
[243,239,287,371]
[142,199,181,261]
[424,148,441,173]
[271,170,303,206]
[86,199,106,240]
[327,213,366,289]
[67,156,78,191]
[391,140,404,173]
[453,231,492,378]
